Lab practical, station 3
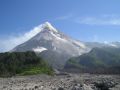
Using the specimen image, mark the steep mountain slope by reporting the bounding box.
[64,47,120,74]
[12,22,89,69]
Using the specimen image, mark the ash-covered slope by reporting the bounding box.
[12,22,89,69]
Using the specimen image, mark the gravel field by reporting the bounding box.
[0,74,120,90]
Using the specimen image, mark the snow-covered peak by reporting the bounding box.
[41,22,58,33]
[44,22,52,27]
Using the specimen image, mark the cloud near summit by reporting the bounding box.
[56,14,120,26]
[0,24,42,52]
[75,15,120,25]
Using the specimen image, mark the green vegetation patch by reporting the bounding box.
[0,51,54,77]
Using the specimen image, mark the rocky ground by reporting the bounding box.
[0,74,120,90]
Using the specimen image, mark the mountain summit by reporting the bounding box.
[12,22,89,68]
[40,22,58,32]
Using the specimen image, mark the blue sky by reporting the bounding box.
[1,0,120,52]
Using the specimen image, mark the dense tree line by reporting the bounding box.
[0,51,53,77]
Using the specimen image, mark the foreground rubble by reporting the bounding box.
[0,74,119,90]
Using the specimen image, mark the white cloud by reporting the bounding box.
[0,24,42,52]
[75,15,120,25]
[54,14,120,26]
[55,14,73,21]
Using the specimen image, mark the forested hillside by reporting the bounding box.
[64,47,120,74]
[0,51,53,77]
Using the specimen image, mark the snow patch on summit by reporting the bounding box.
[41,22,58,33]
